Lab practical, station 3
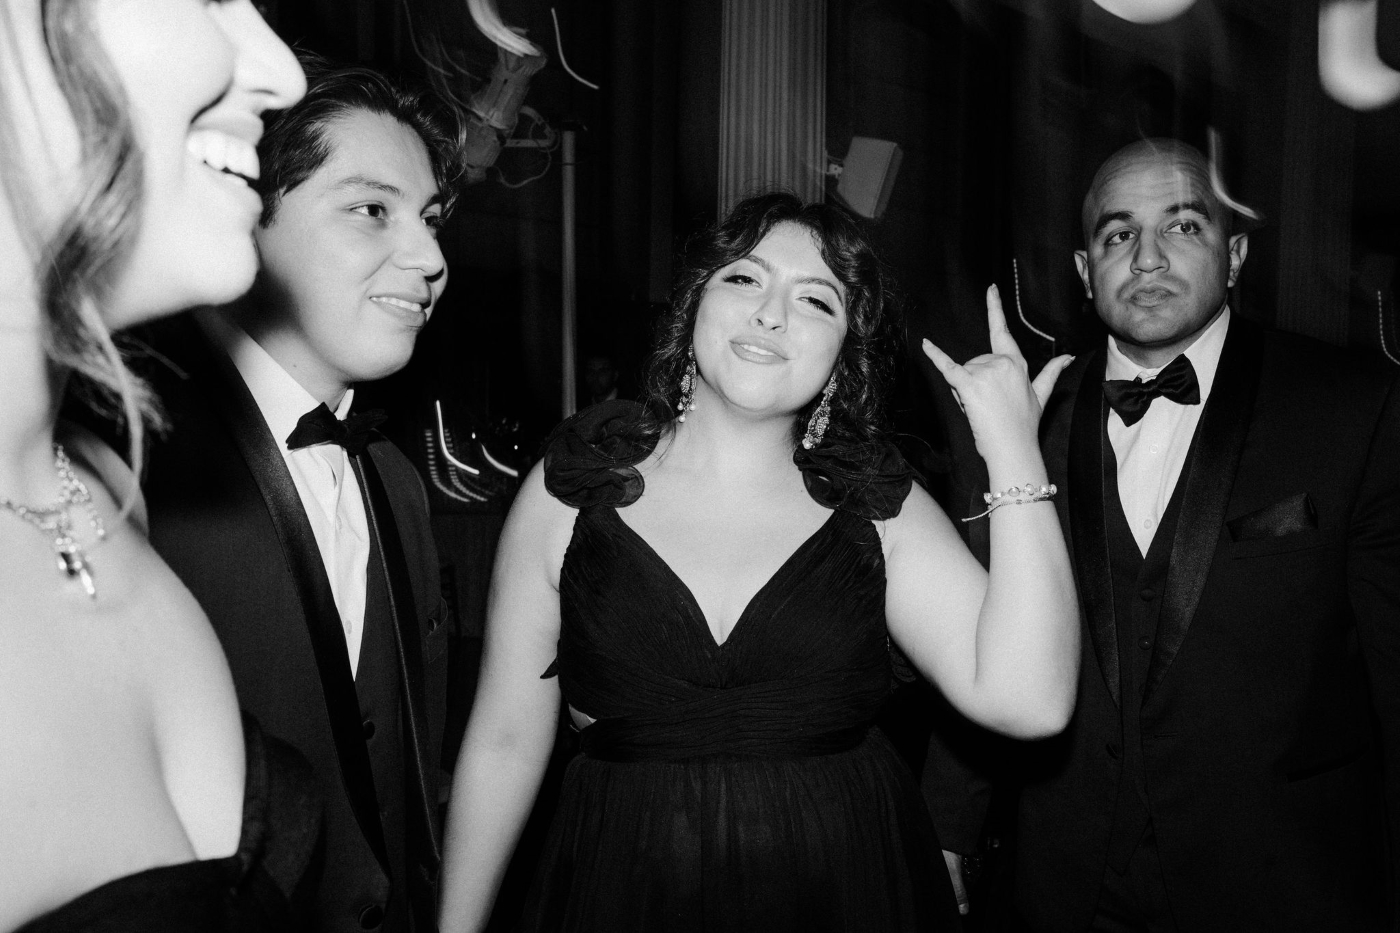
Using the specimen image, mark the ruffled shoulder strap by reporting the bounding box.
[793,440,914,521]
[542,400,658,508]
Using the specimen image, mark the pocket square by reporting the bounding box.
[1227,492,1317,541]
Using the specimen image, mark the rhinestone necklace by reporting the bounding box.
[0,444,106,598]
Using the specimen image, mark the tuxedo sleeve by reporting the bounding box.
[1349,373,1400,922]
[921,700,994,853]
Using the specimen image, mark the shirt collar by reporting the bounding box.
[197,308,355,452]
[1104,304,1230,404]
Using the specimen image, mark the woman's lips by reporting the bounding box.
[730,337,788,364]
[186,128,260,183]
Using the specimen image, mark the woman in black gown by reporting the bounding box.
[440,194,1080,931]
[0,2,313,930]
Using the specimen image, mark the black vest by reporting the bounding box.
[356,524,409,931]
[1101,426,1192,872]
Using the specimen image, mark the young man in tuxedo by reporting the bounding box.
[142,60,459,933]
[1006,137,1400,932]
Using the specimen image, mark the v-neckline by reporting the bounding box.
[604,506,841,649]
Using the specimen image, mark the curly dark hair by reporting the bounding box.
[640,192,903,450]
[256,52,464,225]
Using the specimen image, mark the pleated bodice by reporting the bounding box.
[559,505,892,761]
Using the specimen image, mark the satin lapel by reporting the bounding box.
[1067,350,1120,706]
[1038,360,1080,540]
[353,447,441,890]
[188,328,391,873]
[1143,316,1263,700]
[1038,359,1081,586]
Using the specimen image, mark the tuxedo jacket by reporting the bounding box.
[1014,315,1400,932]
[140,317,451,933]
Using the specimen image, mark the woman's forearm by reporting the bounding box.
[438,713,558,933]
[972,448,1080,737]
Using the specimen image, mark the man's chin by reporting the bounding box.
[346,352,416,385]
[1107,318,1216,367]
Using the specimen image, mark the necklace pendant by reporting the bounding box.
[56,538,97,599]
[4,444,105,599]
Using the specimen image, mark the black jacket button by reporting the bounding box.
[363,719,376,740]
[358,904,384,929]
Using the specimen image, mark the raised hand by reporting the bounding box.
[922,284,1073,464]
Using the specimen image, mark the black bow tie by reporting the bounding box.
[286,403,386,456]
[1102,354,1201,427]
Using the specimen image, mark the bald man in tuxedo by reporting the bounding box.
[999,138,1400,932]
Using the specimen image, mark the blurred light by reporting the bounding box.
[1206,128,1261,225]
[1319,0,1400,110]
[460,48,548,183]
[1091,0,1198,25]
[550,7,600,90]
[402,0,547,185]
[466,0,541,58]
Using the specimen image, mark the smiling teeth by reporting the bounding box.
[187,129,259,183]
[740,343,776,355]
[372,296,426,314]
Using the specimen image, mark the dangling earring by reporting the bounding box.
[802,373,837,449]
[677,346,698,422]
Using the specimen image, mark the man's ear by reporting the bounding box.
[1074,250,1092,298]
[1226,232,1249,288]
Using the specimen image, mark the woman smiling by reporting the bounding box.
[440,193,1080,932]
[0,1,308,929]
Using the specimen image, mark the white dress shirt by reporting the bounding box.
[199,309,371,677]
[1105,305,1231,556]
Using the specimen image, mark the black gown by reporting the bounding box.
[17,714,321,933]
[518,402,961,932]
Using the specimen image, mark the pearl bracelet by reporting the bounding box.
[961,482,1057,522]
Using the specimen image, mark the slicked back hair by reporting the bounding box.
[256,52,463,226]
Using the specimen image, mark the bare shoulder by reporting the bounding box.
[877,480,965,562]
[498,460,580,592]
[0,471,243,926]
[479,461,574,672]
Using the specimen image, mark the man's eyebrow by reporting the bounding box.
[1091,210,1134,238]
[740,252,843,300]
[1164,199,1212,220]
[331,175,404,198]
[331,174,444,210]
